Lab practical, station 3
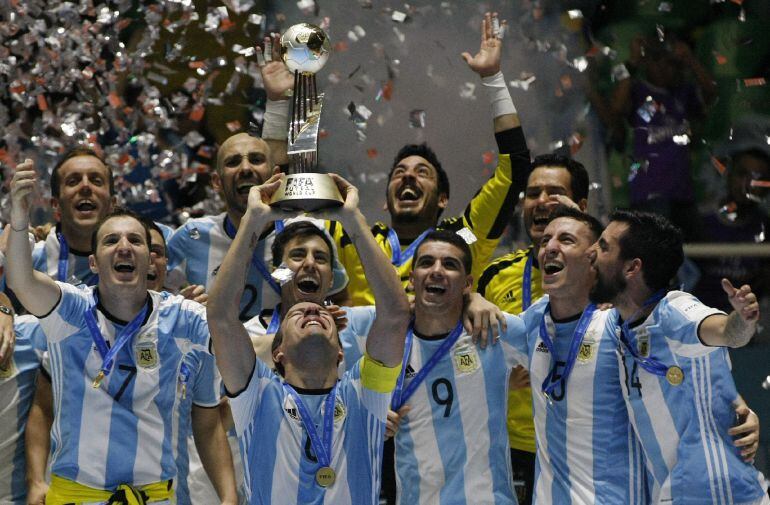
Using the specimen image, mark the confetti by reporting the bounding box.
[456,227,478,245]
[409,109,426,128]
[392,10,407,23]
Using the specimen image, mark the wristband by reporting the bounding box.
[481,71,517,118]
[261,99,290,141]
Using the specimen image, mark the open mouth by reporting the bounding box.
[301,315,327,330]
[236,182,256,195]
[397,185,422,202]
[532,215,549,228]
[543,261,564,275]
[425,284,446,295]
[296,277,320,294]
[75,200,97,212]
[114,262,135,273]
[147,272,157,281]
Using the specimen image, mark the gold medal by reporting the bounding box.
[666,366,684,386]
[92,370,105,389]
[315,466,336,487]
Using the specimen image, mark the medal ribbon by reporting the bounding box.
[617,290,669,377]
[538,303,597,398]
[224,216,281,294]
[56,232,69,282]
[84,292,150,381]
[283,383,337,468]
[386,228,434,267]
[266,304,281,335]
[392,319,464,411]
[522,251,533,311]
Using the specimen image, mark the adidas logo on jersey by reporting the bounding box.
[535,342,549,354]
[404,364,416,378]
[211,266,220,277]
[502,290,517,303]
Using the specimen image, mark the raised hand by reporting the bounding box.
[314,174,360,227]
[9,159,37,230]
[257,33,295,101]
[461,12,506,78]
[721,279,760,323]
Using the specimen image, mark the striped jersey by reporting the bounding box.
[520,296,646,505]
[166,213,280,320]
[613,291,769,504]
[0,316,47,504]
[478,246,541,454]
[229,358,391,505]
[32,225,97,286]
[38,282,212,490]
[330,125,532,307]
[393,314,527,505]
[172,346,221,505]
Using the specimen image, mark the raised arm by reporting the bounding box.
[461,11,519,132]
[257,32,293,169]
[699,279,759,347]
[207,173,294,393]
[319,175,410,367]
[6,160,61,316]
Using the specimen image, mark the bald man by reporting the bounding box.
[166,133,283,320]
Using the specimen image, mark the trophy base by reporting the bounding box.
[270,173,344,212]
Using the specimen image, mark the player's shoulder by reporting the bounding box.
[483,247,532,273]
[520,295,549,328]
[170,213,222,241]
[478,247,533,293]
[371,221,390,237]
[437,216,463,231]
[660,290,724,324]
[154,291,206,320]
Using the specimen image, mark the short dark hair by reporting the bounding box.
[51,147,115,198]
[270,221,336,268]
[546,206,604,242]
[610,209,683,292]
[271,328,286,377]
[91,207,152,254]
[143,218,167,255]
[414,229,473,275]
[531,154,589,202]
[388,143,450,199]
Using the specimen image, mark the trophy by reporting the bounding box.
[270,23,344,211]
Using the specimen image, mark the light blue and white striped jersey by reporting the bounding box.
[392,314,527,505]
[613,290,769,505]
[38,282,211,490]
[0,316,47,504]
[31,226,97,286]
[229,358,391,505]
[172,345,221,505]
[166,213,279,320]
[520,296,647,505]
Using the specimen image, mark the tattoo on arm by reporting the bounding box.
[249,232,259,250]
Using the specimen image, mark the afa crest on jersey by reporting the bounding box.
[453,345,480,374]
[135,342,159,369]
[577,339,596,363]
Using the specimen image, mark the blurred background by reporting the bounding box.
[1,0,769,475]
